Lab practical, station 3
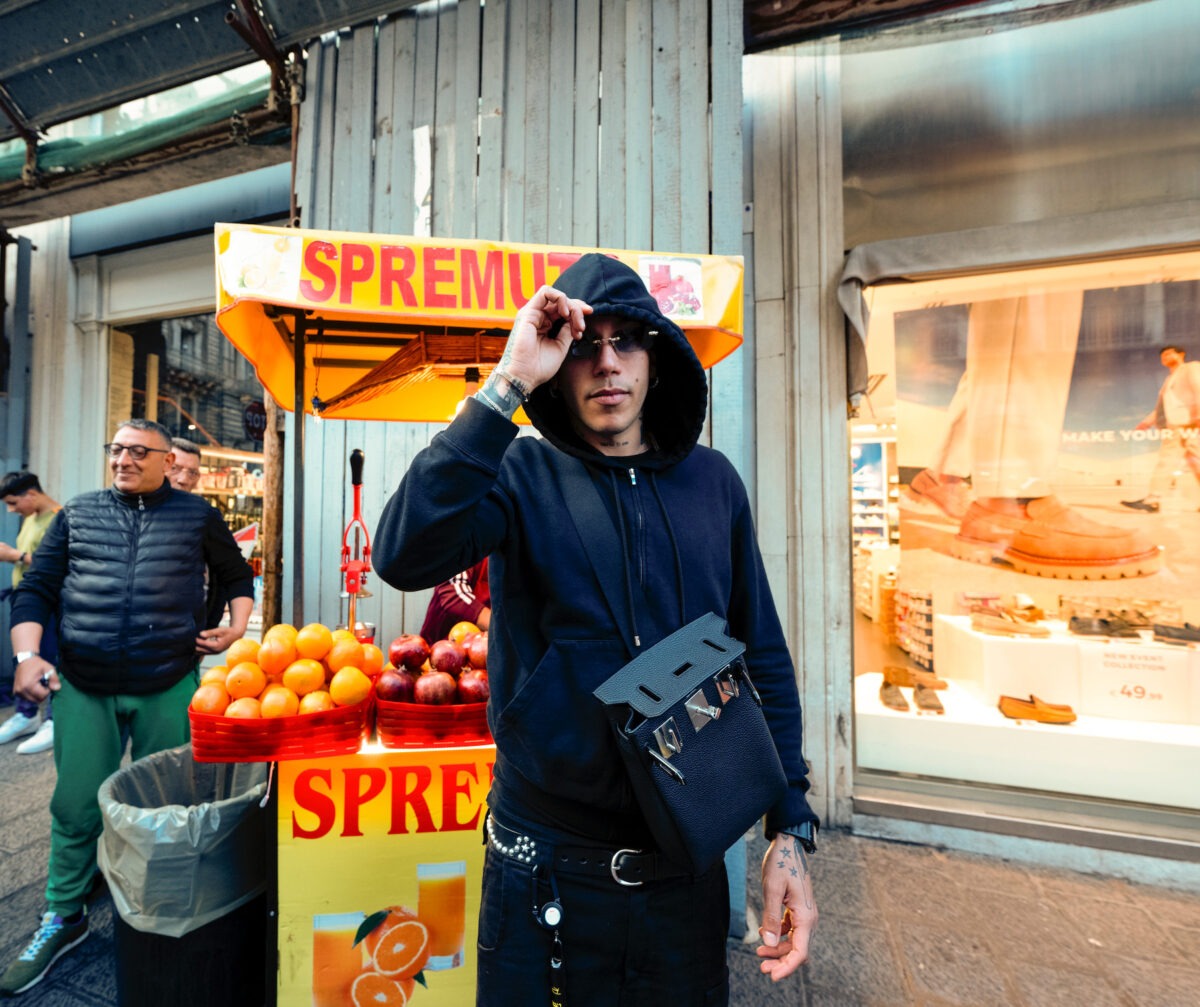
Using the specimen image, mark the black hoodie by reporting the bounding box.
[375,253,816,844]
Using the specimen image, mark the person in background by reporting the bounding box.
[0,419,254,997]
[169,437,229,630]
[167,437,203,493]
[375,254,817,1005]
[0,472,60,754]
[420,557,491,643]
[1121,344,1200,513]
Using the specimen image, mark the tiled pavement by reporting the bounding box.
[2,725,1198,1005]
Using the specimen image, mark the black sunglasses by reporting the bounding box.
[567,327,656,361]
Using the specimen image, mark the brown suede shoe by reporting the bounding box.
[950,496,1161,579]
[879,681,910,712]
[913,684,945,714]
[883,664,948,690]
[997,694,1077,724]
[906,469,974,520]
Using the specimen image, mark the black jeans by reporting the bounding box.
[476,842,730,1006]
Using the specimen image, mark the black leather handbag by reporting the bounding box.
[593,613,787,874]
[543,444,788,874]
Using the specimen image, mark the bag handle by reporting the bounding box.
[539,442,642,656]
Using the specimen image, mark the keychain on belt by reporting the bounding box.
[532,866,566,1006]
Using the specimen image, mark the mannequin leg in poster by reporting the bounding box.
[910,293,1161,579]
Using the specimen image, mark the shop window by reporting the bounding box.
[851,250,1200,814]
[108,309,266,582]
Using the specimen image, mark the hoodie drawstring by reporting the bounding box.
[608,470,642,649]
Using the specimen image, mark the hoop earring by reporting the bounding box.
[649,377,660,389]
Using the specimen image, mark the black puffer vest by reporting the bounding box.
[58,482,209,694]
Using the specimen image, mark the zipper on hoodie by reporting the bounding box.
[627,468,646,588]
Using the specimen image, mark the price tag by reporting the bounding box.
[1078,642,1191,723]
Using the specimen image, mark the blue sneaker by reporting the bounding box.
[0,910,89,994]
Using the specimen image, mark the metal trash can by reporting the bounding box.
[97,745,269,1007]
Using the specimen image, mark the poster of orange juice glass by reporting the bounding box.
[276,744,494,1007]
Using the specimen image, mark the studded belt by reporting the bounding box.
[485,814,689,887]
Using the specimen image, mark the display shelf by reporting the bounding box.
[935,615,1199,725]
[895,588,934,669]
[854,672,1200,810]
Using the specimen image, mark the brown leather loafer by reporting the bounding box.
[997,694,1077,724]
[951,496,1161,580]
[883,664,948,690]
[970,608,1051,638]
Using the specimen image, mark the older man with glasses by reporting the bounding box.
[1,418,254,996]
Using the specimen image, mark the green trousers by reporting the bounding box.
[48,670,197,915]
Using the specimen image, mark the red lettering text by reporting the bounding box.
[342,767,387,837]
[300,242,338,302]
[292,768,336,839]
[440,763,482,832]
[380,245,418,307]
[462,250,504,310]
[423,247,457,308]
[339,243,375,305]
[387,764,437,835]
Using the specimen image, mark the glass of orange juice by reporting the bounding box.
[312,911,367,1007]
[417,861,467,970]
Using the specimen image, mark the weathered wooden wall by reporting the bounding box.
[285,0,748,643]
[744,45,849,825]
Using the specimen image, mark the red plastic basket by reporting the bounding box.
[375,698,491,748]
[189,695,373,762]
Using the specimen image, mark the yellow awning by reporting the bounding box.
[215,223,744,423]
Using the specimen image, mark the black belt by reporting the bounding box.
[485,814,688,887]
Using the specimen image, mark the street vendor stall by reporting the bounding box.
[210,223,745,1005]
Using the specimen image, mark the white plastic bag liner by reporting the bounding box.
[97,744,268,938]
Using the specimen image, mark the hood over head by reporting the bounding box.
[524,253,708,469]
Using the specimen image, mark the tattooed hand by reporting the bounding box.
[756,833,817,981]
[499,285,592,392]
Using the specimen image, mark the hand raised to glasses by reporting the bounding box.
[501,286,592,391]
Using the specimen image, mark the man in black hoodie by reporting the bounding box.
[375,254,818,1004]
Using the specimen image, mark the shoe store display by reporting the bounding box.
[883,664,948,690]
[1151,622,1200,645]
[1067,614,1142,638]
[1004,593,1046,622]
[997,695,1077,725]
[0,911,89,995]
[970,607,1051,638]
[16,718,53,755]
[0,711,39,745]
[913,684,945,714]
[1120,498,1160,513]
[879,681,910,712]
[904,469,974,521]
[950,496,1161,579]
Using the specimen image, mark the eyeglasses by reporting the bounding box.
[567,327,656,361]
[169,464,202,480]
[103,443,169,461]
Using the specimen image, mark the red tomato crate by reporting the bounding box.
[189,695,373,762]
[375,698,491,748]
